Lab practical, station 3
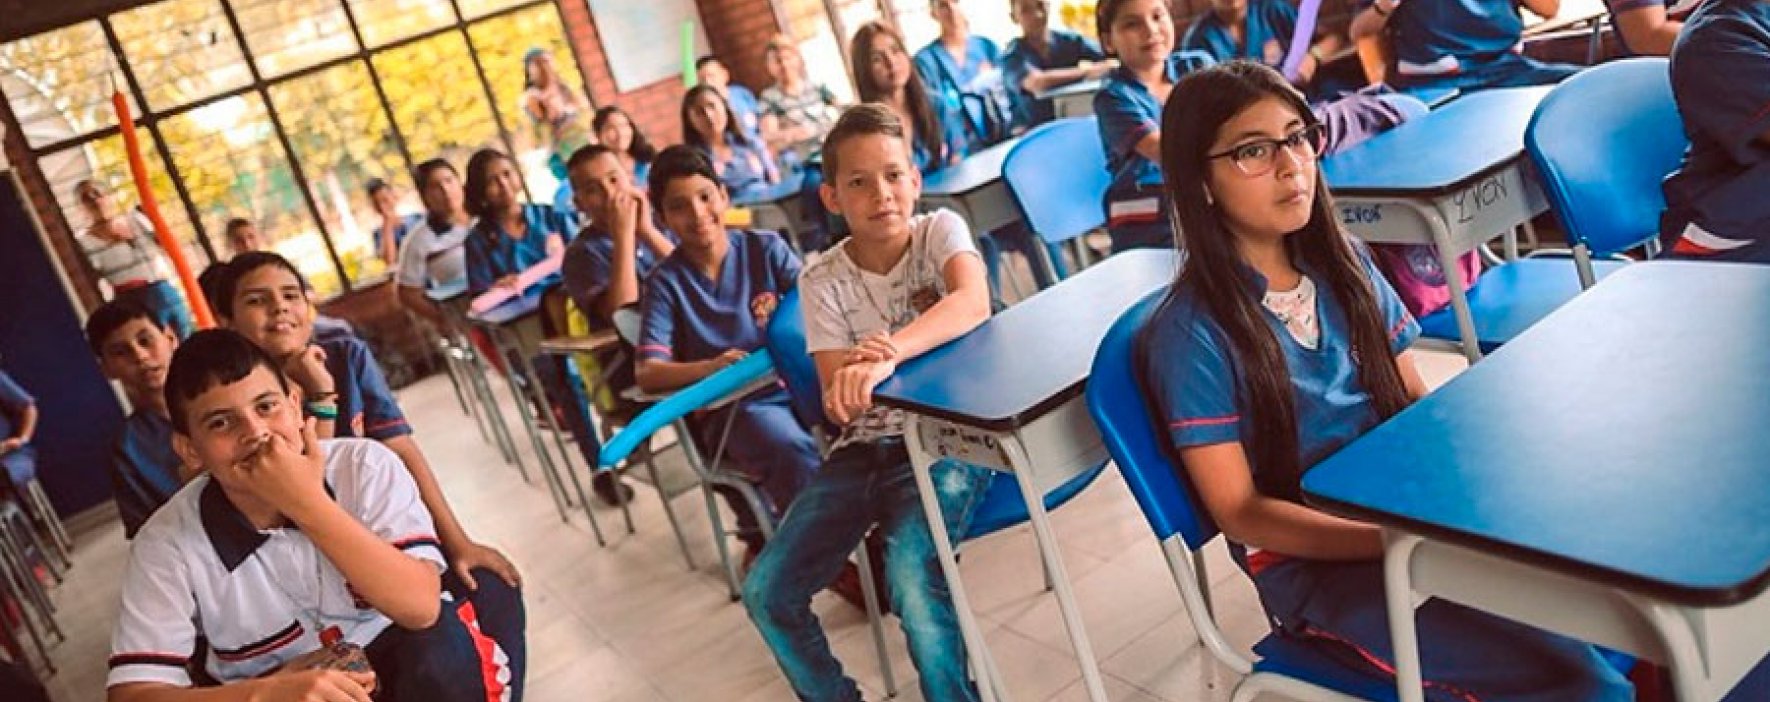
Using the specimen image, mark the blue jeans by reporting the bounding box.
[742,438,991,702]
[695,387,822,547]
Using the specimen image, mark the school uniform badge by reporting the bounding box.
[751,291,779,326]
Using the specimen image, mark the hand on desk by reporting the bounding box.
[824,358,897,425]
[0,437,21,455]
[494,274,521,291]
[844,331,900,366]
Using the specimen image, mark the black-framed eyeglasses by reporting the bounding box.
[1206,124,1327,177]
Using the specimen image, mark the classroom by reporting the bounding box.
[0,0,1765,699]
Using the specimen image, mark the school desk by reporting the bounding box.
[920,136,1065,286]
[733,171,811,250]
[426,281,527,479]
[1321,84,1553,362]
[1038,77,1106,119]
[873,248,1182,702]
[1301,261,1770,702]
[468,285,609,542]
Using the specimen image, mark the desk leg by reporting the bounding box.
[460,332,523,471]
[1003,430,1110,702]
[1426,214,1483,363]
[488,327,573,524]
[1383,531,1427,702]
[904,417,1006,702]
[515,351,606,545]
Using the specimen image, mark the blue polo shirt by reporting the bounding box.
[1360,0,1525,75]
[698,133,779,201]
[463,203,578,294]
[318,335,411,441]
[638,229,800,364]
[1143,243,1418,498]
[1662,0,1770,262]
[728,84,764,140]
[1001,29,1106,126]
[1096,52,1214,196]
[561,224,677,330]
[916,88,980,174]
[111,409,183,539]
[915,36,1005,96]
[1181,0,1299,68]
[0,370,34,483]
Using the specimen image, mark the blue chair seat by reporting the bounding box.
[1251,635,1400,701]
[964,462,1109,541]
[1418,257,1628,353]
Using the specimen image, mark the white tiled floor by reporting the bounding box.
[24,344,1468,701]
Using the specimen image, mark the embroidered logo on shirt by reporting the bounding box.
[751,291,780,327]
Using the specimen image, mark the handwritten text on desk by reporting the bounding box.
[1454,175,1510,225]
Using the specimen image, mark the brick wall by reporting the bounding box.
[694,0,785,93]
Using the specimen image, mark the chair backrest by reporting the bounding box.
[1085,291,1220,551]
[1526,57,1685,256]
[611,304,642,347]
[1002,116,1110,246]
[764,289,830,434]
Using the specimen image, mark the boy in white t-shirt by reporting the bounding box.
[107,330,510,702]
[741,103,994,702]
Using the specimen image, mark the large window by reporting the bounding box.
[0,0,590,300]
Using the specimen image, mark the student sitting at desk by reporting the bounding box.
[756,36,843,171]
[915,0,1008,137]
[213,253,528,696]
[744,103,994,702]
[636,145,821,567]
[1659,0,1770,263]
[462,148,575,295]
[1095,0,1214,252]
[86,299,186,539]
[1002,0,1112,128]
[684,85,780,202]
[697,55,764,141]
[1348,0,1583,95]
[853,21,971,173]
[561,144,675,503]
[1180,0,1344,95]
[1143,62,1630,701]
[393,158,473,327]
[106,330,506,702]
[593,106,657,186]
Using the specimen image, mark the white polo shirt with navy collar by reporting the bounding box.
[107,438,445,689]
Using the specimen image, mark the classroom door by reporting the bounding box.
[0,169,125,518]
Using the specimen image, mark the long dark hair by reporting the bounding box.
[681,84,755,152]
[463,148,517,234]
[849,21,947,167]
[593,106,658,164]
[1154,61,1410,501]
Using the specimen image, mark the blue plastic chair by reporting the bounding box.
[1001,116,1109,283]
[1418,58,1682,353]
[1087,293,1396,702]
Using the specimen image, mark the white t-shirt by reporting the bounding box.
[80,210,169,287]
[393,218,472,290]
[1262,274,1321,350]
[799,209,979,449]
[107,439,444,688]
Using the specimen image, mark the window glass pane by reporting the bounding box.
[160,94,341,297]
[373,32,504,172]
[467,4,587,200]
[0,22,137,148]
[456,0,532,21]
[112,0,253,111]
[347,0,456,48]
[234,0,358,78]
[269,61,409,286]
[39,128,209,277]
